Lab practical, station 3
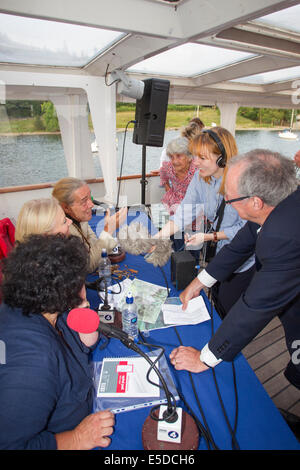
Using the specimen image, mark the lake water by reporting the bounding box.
[0,129,299,187]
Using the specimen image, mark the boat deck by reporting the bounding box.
[242,317,300,441]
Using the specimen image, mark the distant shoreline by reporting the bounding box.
[0,127,295,137]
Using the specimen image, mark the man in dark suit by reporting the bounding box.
[170,149,300,391]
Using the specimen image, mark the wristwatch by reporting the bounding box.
[213,231,218,242]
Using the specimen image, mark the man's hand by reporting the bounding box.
[169,346,209,373]
[179,277,204,310]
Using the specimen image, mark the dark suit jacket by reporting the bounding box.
[206,187,300,367]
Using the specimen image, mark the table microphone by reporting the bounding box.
[67,307,131,343]
[67,308,178,420]
[67,308,199,450]
[91,197,103,206]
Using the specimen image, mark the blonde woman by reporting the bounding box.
[15,198,72,242]
[52,177,127,273]
[156,126,256,318]
[15,197,96,332]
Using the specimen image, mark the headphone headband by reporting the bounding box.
[201,129,227,167]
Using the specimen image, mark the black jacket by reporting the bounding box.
[206,187,300,366]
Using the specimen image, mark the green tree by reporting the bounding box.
[4,100,44,118]
[41,101,59,132]
[238,107,259,121]
[33,115,45,131]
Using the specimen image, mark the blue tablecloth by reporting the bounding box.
[87,211,300,451]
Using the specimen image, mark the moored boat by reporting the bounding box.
[278,130,298,140]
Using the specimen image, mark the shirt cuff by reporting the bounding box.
[197,269,218,288]
[200,343,223,368]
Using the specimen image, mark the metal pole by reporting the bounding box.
[141,144,147,205]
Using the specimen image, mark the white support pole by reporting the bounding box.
[85,78,118,205]
[52,94,95,179]
[217,102,239,137]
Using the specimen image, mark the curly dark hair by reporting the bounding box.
[1,234,89,316]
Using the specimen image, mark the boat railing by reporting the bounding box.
[0,172,160,194]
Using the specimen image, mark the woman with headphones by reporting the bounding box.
[155,126,256,318]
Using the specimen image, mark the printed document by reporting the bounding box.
[162,295,210,325]
[97,356,160,398]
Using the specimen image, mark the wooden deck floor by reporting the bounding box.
[242,316,300,440]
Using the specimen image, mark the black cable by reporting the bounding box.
[137,273,239,449]
[93,274,175,418]
[149,259,218,448]
[116,119,136,210]
[207,288,240,450]
[104,63,120,87]
[139,257,218,447]
[174,388,210,449]
[157,256,240,449]
[125,339,178,422]
[173,326,219,451]
[156,263,239,450]
[158,266,170,297]
[86,276,122,302]
[139,332,208,447]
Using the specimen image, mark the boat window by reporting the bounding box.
[126,43,256,77]
[253,5,300,35]
[230,65,300,85]
[0,13,125,67]
[0,100,70,187]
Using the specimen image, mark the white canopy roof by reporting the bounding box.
[0,0,300,108]
[1,0,300,205]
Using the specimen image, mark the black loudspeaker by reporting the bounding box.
[171,251,197,291]
[133,78,170,147]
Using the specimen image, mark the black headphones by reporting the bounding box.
[202,129,227,168]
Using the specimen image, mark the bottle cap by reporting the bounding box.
[101,248,107,257]
[126,292,134,304]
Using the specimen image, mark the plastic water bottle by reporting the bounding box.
[98,248,111,290]
[122,292,138,339]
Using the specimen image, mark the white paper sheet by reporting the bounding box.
[162,296,210,325]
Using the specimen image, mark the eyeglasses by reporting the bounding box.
[225,195,250,204]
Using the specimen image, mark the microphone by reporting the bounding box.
[67,309,199,450]
[91,198,103,206]
[67,309,176,414]
[67,308,131,343]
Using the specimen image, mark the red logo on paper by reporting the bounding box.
[116,361,132,393]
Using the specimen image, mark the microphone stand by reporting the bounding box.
[113,334,199,450]
[95,282,199,449]
[99,277,111,312]
[119,336,177,422]
[98,276,123,330]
